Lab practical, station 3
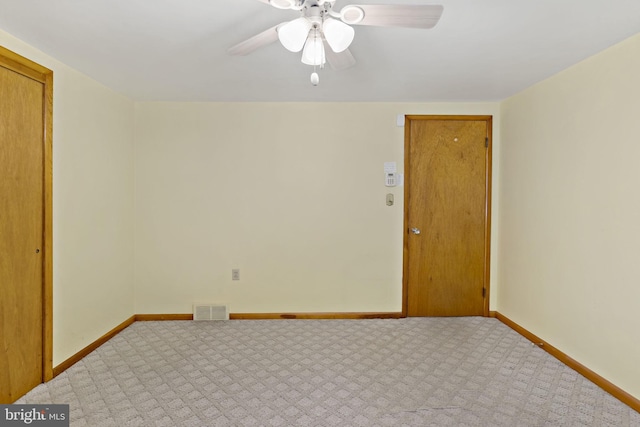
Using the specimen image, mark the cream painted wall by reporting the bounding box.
[134,102,500,314]
[499,33,640,399]
[0,30,135,365]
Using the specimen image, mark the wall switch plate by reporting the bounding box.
[232,269,240,281]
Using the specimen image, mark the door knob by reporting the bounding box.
[410,227,421,235]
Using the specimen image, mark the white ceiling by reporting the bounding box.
[1,0,639,102]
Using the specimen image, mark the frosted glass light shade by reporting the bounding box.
[270,0,295,9]
[301,33,326,66]
[340,6,364,25]
[278,17,312,52]
[323,18,355,53]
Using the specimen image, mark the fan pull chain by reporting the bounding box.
[310,29,320,86]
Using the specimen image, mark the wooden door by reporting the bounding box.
[0,47,53,403]
[403,116,492,317]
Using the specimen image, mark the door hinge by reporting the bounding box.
[482,288,486,297]
[485,137,489,148]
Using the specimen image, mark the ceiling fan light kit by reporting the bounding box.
[340,6,365,25]
[230,0,444,85]
[278,17,312,52]
[301,31,326,66]
[323,18,355,53]
[270,0,298,10]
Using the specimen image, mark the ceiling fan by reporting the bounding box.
[228,0,444,85]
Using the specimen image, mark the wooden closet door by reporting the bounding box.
[0,59,45,403]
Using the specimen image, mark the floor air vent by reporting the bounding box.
[193,304,229,321]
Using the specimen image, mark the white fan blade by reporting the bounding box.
[342,4,444,29]
[228,25,280,56]
[324,43,356,70]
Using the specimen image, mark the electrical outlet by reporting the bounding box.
[232,269,240,281]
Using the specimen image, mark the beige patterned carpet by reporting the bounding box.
[17,317,640,426]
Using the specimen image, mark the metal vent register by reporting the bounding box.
[193,304,229,321]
